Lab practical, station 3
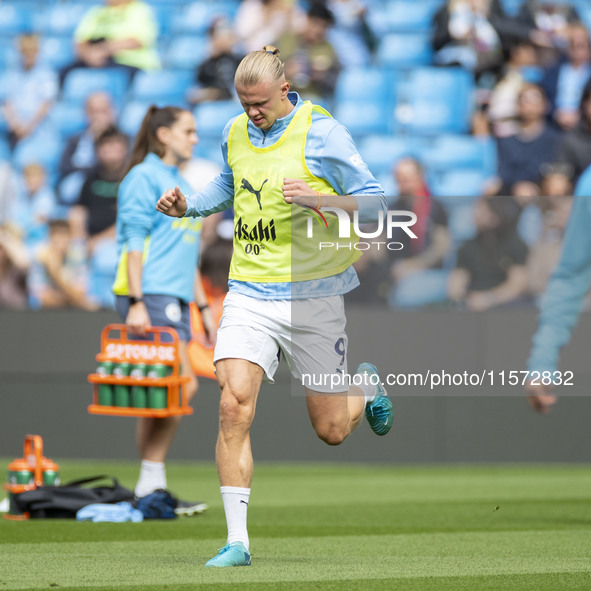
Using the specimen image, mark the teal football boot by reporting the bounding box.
[356,362,393,436]
[205,542,251,567]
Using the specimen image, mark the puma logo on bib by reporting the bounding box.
[241,178,268,210]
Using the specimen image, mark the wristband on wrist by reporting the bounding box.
[197,303,209,312]
[128,296,143,306]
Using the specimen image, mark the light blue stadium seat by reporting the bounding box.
[89,270,116,309]
[437,196,480,244]
[377,33,433,68]
[118,101,154,138]
[0,70,13,103]
[422,135,497,178]
[431,169,486,198]
[335,67,397,104]
[88,240,118,309]
[32,3,89,36]
[12,129,64,172]
[0,38,19,70]
[38,36,75,69]
[571,0,591,11]
[431,188,482,244]
[144,2,173,36]
[376,172,398,200]
[62,68,131,108]
[333,101,393,137]
[395,68,474,135]
[193,100,242,141]
[171,1,240,35]
[164,36,209,70]
[369,0,442,34]
[0,3,32,35]
[358,135,426,177]
[130,70,194,103]
[194,137,224,167]
[48,102,87,139]
[334,68,397,137]
[578,5,591,31]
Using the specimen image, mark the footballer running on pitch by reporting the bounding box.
[156,45,393,567]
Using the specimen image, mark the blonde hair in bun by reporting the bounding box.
[235,45,285,87]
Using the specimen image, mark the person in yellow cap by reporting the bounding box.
[157,45,392,567]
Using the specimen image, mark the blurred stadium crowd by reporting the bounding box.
[0,0,589,312]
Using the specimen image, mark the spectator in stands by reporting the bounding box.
[511,164,572,249]
[60,0,160,87]
[517,0,580,61]
[540,23,591,130]
[69,126,128,308]
[527,192,573,300]
[28,219,97,310]
[60,92,116,179]
[326,0,377,67]
[0,225,29,310]
[11,164,57,251]
[495,83,560,196]
[388,158,451,308]
[188,18,243,105]
[555,79,591,183]
[486,35,539,137]
[2,34,58,150]
[432,0,506,78]
[234,0,304,54]
[58,92,117,205]
[69,126,127,253]
[279,3,340,102]
[448,196,528,310]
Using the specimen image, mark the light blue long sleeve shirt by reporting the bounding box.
[527,184,591,373]
[116,153,200,302]
[185,92,387,299]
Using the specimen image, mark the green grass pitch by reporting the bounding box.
[1,461,591,590]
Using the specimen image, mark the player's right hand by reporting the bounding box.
[524,381,557,414]
[156,186,187,218]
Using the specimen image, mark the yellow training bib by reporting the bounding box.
[227,101,359,283]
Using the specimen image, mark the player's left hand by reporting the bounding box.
[527,394,557,414]
[282,178,320,208]
[525,381,557,414]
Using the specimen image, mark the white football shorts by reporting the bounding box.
[213,291,349,393]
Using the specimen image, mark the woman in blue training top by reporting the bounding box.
[113,105,215,509]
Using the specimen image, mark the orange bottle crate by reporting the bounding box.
[88,324,193,418]
[4,434,59,520]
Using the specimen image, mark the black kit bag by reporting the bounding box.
[14,475,134,518]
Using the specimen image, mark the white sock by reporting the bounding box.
[358,377,378,405]
[135,460,167,497]
[221,486,250,550]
